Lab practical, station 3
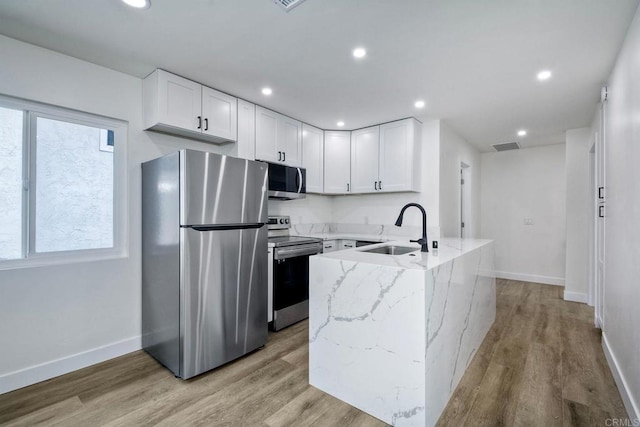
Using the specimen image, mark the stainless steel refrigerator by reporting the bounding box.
[142,149,268,379]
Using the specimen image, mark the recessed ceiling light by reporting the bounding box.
[352,48,367,59]
[261,87,273,96]
[122,0,150,9]
[337,121,345,127]
[414,100,425,109]
[537,70,552,81]
[517,129,527,137]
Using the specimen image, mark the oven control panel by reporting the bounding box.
[268,215,290,230]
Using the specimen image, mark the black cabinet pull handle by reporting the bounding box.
[283,152,286,162]
[374,181,378,190]
[204,118,208,131]
[197,116,202,129]
[599,205,604,218]
[379,181,382,190]
[347,183,350,192]
[278,151,282,161]
[598,187,604,199]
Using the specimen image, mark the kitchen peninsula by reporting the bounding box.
[308,238,496,426]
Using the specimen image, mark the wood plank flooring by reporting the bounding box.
[0,280,629,426]
[437,279,629,427]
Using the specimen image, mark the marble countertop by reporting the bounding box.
[313,237,493,271]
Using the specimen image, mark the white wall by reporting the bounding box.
[0,35,236,393]
[439,122,481,238]
[599,4,640,420]
[564,128,592,303]
[480,144,566,285]
[331,120,441,229]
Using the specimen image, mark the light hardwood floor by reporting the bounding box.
[0,280,629,426]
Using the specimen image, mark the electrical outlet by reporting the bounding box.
[523,218,534,225]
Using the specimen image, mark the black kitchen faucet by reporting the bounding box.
[394,203,429,252]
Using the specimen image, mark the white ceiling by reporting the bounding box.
[0,0,637,151]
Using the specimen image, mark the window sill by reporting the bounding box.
[0,249,129,271]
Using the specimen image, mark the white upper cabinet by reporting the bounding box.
[201,86,237,141]
[279,115,302,166]
[350,126,380,193]
[255,106,302,167]
[236,99,256,160]
[143,69,237,144]
[147,70,201,132]
[255,106,279,162]
[302,124,324,193]
[349,119,421,194]
[324,131,351,194]
[379,118,420,192]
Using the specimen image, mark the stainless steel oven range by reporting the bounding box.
[267,216,322,331]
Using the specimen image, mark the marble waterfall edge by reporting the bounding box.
[308,241,496,426]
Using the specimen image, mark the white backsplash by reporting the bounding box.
[291,222,441,245]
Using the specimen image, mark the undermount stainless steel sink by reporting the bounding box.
[360,245,418,255]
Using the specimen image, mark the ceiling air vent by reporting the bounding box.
[273,0,309,12]
[492,142,520,152]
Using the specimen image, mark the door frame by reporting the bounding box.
[460,162,471,238]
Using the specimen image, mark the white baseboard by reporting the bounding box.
[0,335,141,395]
[495,271,565,286]
[563,291,589,304]
[602,333,639,423]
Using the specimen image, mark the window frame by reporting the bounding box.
[0,94,128,270]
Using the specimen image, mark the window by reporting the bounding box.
[0,95,127,267]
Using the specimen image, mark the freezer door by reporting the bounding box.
[180,226,268,379]
[180,150,268,226]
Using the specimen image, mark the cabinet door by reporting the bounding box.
[302,124,324,193]
[236,100,255,160]
[379,119,415,192]
[339,240,356,250]
[323,240,338,253]
[157,70,202,132]
[324,131,351,194]
[201,87,237,142]
[350,126,380,193]
[255,106,279,163]
[278,115,302,167]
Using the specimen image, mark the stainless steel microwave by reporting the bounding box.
[266,162,306,200]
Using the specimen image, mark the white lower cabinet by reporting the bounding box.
[323,240,338,253]
[302,124,324,193]
[339,240,356,250]
[323,239,356,253]
[324,131,351,194]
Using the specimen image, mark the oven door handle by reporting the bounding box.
[274,244,322,260]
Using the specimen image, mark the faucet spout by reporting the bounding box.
[394,203,429,252]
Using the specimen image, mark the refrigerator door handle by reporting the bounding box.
[189,223,265,232]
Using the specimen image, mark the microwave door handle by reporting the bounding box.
[297,168,303,193]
